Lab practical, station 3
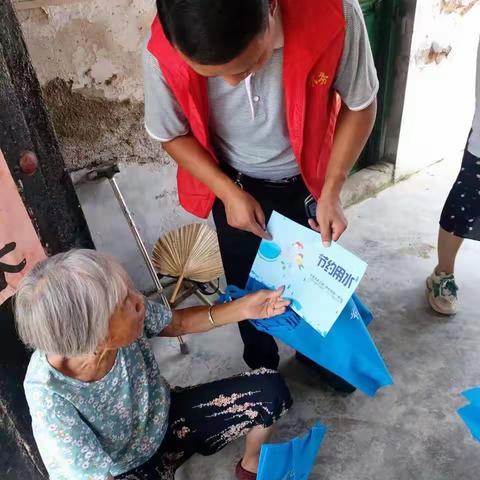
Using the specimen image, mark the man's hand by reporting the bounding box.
[223,187,272,240]
[307,100,376,246]
[308,191,348,247]
[162,134,272,240]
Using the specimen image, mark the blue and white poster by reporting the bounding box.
[250,211,368,337]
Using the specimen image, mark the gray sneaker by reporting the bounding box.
[426,270,459,315]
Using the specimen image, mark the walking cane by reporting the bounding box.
[83,165,189,354]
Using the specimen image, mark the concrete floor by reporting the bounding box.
[151,156,480,480]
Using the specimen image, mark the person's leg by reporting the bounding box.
[214,177,356,391]
[241,425,273,473]
[271,181,357,393]
[212,197,279,370]
[169,369,292,477]
[426,231,463,316]
[427,148,480,315]
[436,227,464,275]
[114,411,190,479]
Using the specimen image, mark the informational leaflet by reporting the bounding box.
[250,211,367,336]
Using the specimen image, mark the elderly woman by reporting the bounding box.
[15,249,292,480]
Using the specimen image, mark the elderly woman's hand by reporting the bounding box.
[162,287,291,337]
[240,287,291,320]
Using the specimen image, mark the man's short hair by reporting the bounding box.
[157,0,270,65]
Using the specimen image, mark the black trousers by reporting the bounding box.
[117,369,292,479]
[212,175,311,370]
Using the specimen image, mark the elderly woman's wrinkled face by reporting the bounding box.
[105,288,146,349]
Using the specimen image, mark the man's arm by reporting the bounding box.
[163,134,271,239]
[162,133,234,204]
[143,44,270,239]
[311,0,379,246]
[310,99,377,245]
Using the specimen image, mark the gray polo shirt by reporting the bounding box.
[144,0,379,180]
[467,37,480,158]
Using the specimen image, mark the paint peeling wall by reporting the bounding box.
[395,0,480,180]
[16,0,164,171]
[16,0,199,289]
[17,0,154,101]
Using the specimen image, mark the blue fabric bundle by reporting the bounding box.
[458,388,480,443]
[462,387,480,406]
[257,423,327,480]
[218,279,393,396]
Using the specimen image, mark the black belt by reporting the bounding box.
[221,163,302,189]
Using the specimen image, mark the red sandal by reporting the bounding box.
[235,460,257,480]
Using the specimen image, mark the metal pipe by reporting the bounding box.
[109,177,188,354]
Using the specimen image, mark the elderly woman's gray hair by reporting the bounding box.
[15,249,129,357]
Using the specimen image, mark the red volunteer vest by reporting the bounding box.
[148,0,345,219]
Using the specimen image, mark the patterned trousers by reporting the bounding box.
[440,147,480,241]
[116,369,292,479]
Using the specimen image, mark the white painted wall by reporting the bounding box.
[395,1,480,180]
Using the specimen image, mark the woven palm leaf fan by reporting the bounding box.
[152,223,224,304]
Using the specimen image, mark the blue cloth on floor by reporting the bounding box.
[218,279,393,397]
[257,423,327,480]
[458,403,480,443]
[462,387,480,406]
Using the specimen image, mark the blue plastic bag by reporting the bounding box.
[218,280,393,396]
[462,387,480,406]
[458,403,480,442]
[257,423,327,480]
[458,388,480,443]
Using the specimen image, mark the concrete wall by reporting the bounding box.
[16,0,198,290]
[17,0,152,101]
[16,0,163,171]
[395,0,480,180]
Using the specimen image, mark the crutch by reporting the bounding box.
[83,164,189,354]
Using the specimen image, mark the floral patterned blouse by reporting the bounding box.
[24,301,172,480]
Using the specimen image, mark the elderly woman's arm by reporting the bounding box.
[160,288,288,337]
